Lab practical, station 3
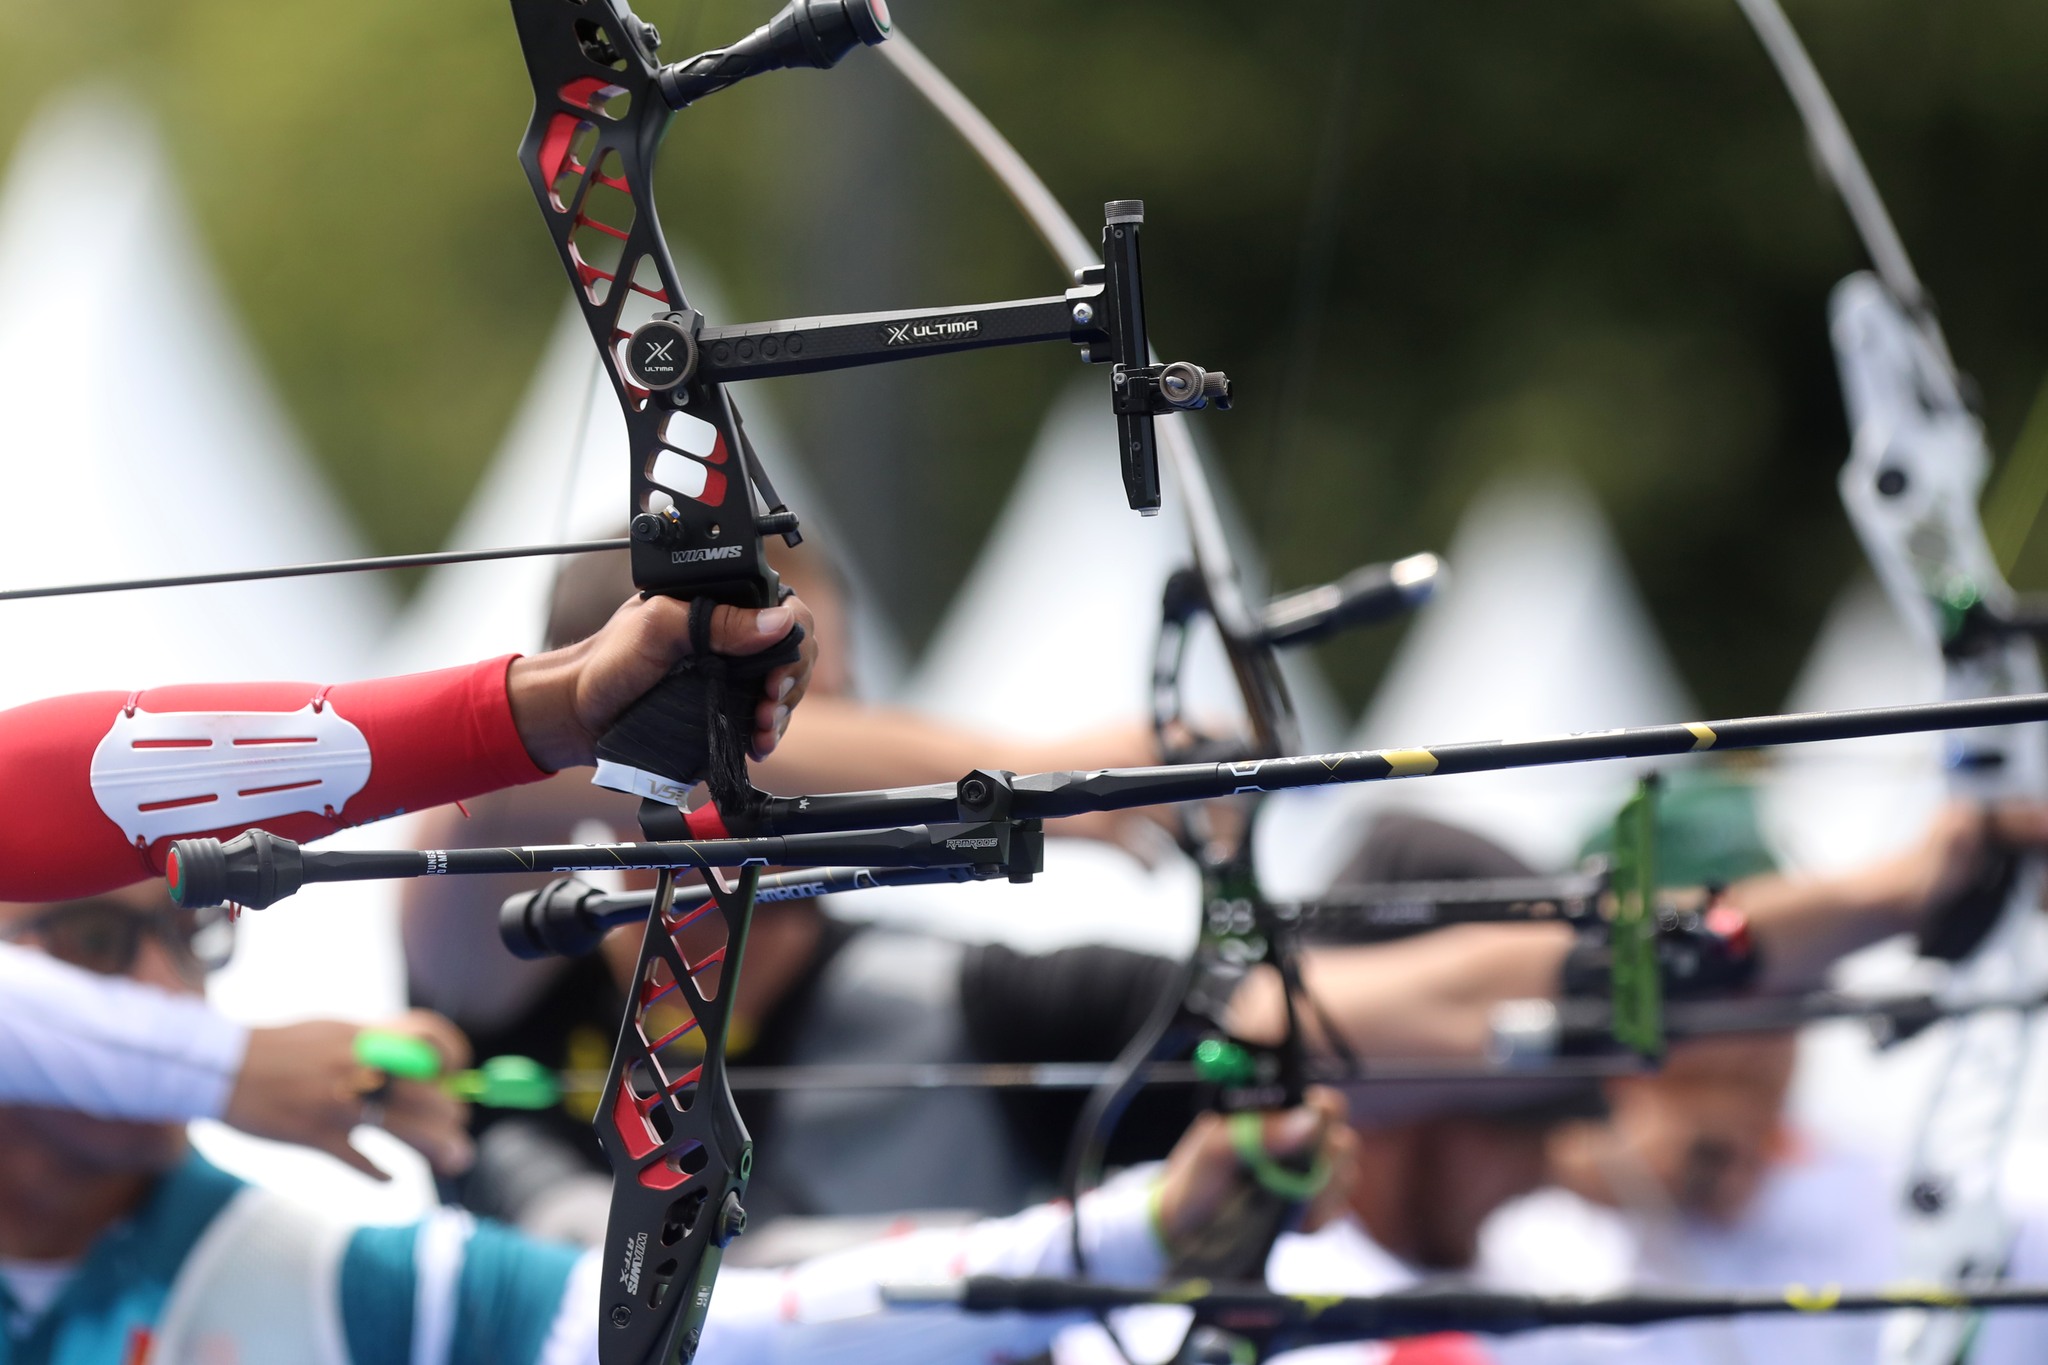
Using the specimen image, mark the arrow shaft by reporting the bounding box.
[892,1276,2048,1339]
[749,692,2048,832]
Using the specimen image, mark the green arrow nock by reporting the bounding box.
[448,1055,561,1110]
[1193,1037,1259,1088]
[354,1029,443,1080]
[355,1032,560,1110]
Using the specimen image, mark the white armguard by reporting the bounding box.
[90,704,372,846]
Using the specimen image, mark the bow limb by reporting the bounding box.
[506,4,797,1361]
[1834,272,2046,1365]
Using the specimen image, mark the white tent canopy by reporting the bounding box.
[0,90,385,701]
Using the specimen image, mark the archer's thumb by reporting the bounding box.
[1265,1106,1323,1158]
[708,604,794,657]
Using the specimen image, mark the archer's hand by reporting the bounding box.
[1735,800,2048,991]
[224,1010,476,1181]
[1153,1086,1356,1255]
[1886,802,2048,915]
[508,593,818,770]
[1881,801,2048,961]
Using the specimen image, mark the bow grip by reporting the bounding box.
[1165,1112,1327,1280]
[1917,840,2022,962]
[592,620,806,807]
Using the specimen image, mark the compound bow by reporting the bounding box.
[1732,4,2048,1359]
[499,2,1230,1359]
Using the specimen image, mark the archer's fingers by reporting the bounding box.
[1166,1110,1239,1220]
[379,1082,476,1177]
[321,1134,394,1183]
[615,593,695,670]
[376,1009,473,1072]
[1301,1122,1359,1231]
[1987,800,2048,851]
[1303,1084,1350,1127]
[1259,1085,1347,1157]
[705,598,806,658]
[746,599,817,758]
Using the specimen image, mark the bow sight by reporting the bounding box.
[514,0,1226,624]
[623,194,1219,521]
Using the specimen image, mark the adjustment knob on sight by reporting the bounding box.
[625,315,698,391]
[1158,361,1230,411]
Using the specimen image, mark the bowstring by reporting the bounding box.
[552,345,606,555]
[1729,0,1952,372]
[1260,2,1372,552]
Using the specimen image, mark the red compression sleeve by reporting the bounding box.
[0,656,548,901]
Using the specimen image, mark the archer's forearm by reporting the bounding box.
[1726,866,1922,994]
[1227,924,1575,1059]
[750,696,1115,795]
[699,1170,1165,1362]
[0,657,547,901]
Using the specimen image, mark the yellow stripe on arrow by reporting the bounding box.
[1686,723,1717,751]
[1785,1284,1841,1312]
[1381,749,1439,777]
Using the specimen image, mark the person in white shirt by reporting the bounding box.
[0,874,1360,1365]
[1060,787,2048,1365]
[1477,774,1982,1365]
[1482,1032,1894,1365]
[0,921,472,1179]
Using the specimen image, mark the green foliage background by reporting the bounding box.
[3,0,2045,717]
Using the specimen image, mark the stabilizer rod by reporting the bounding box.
[884,1276,2048,1343]
[167,822,1028,911]
[729,689,2048,836]
[165,690,2048,908]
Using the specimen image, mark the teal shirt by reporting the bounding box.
[0,1155,580,1365]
